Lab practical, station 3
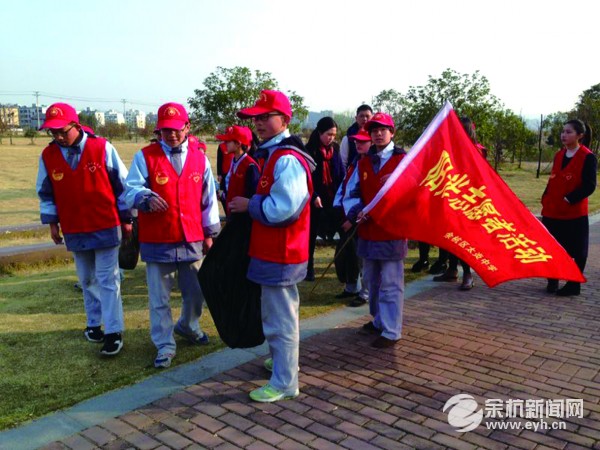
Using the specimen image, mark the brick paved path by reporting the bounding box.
[37,224,600,449]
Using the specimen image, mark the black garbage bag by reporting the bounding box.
[198,215,264,348]
[334,227,360,284]
[119,218,140,270]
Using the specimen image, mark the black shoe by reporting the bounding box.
[304,268,315,282]
[411,260,429,273]
[348,297,367,307]
[556,282,580,297]
[546,279,559,293]
[428,260,448,275]
[358,321,381,335]
[371,336,399,348]
[335,290,357,299]
[84,326,104,343]
[433,269,458,282]
[100,333,123,356]
[459,274,474,290]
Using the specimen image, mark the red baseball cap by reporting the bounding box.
[237,90,292,119]
[40,103,79,130]
[81,125,95,135]
[156,102,189,130]
[215,125,253,146]
[187,135,207,152]
[365,112,395,132]
[350,128,371,142]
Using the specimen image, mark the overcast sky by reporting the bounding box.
[1,0,597,118]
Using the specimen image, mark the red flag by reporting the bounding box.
[362,102,585,287]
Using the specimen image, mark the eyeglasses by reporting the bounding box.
[253,113,282,122]
[47,123,76,137]
[160,127,186,135]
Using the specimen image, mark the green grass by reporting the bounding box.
[0,245,422,430]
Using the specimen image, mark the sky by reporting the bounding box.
[1,0,598,119]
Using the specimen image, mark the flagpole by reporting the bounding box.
[363,101,454,214]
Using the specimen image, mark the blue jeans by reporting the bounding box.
[146,260,204,354]
[73,245,124,334]
[261,284,299,394]
[362,258,404,340]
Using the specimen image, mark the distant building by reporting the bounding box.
[94,111,106,127]
[17,104,47,129]
[0,105,20,128]
[146,112,158,129]
[301,110,334,129]
[105,110,125,125]
[124,109,146,129]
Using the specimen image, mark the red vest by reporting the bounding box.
[358,152,406,240]
[138,143,206,243]
[225,153,259,216]
[541,146,592,219]
[249,150,313,264]
[41,137,120,234]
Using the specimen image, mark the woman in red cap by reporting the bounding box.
[215,125,260,219]
[541,119,597,296]
[342,112,408,348]
[333,128,372,306]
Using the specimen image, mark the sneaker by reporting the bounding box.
[546,279,559,293]
[154,352,175,368]
[174,323,209,345]
[84,326,104,343]
[249,383,299,403]
[100,333,123,356]
[371,336,400,348]
[428,260,448,275]
[433,269,459,282]
[335,290,357,299]
[358,321,381,335]
[348,297,367,307]
[410,260,429,273]
[556,282,580,297]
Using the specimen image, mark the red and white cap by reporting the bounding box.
[156,102,189,130]
[40,103,79,130]
[349,128,371,142]
[365,112,395,132]
[215,125,253,146]
[237,90,292,119]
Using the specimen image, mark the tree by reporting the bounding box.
[188,66,308,134]
[98,123,128,141]
[373,69,502,146]
[573,83,600,153]
[79,111,99,131]
[24,128,38,145]
[489,109,533,171]
[373,89,409,144]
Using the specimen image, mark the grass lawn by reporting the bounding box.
[0,244,423,430]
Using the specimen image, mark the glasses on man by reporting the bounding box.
[47,123,76,137]
[160,127,186,134]
[253,113,282,122]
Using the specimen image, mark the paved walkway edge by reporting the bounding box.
[0,276,436,450]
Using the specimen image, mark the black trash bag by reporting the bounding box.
[198,215,264,348]
[334,228,360,284]
[119,218,140,270]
